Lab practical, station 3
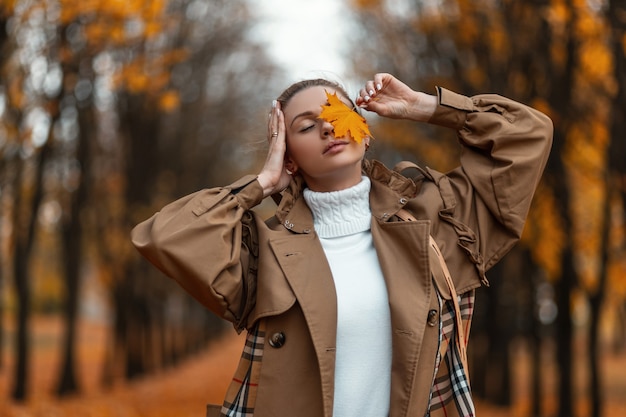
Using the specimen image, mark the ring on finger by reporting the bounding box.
[271,131,278,137]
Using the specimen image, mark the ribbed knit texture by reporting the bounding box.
[304,177,392,417]
[303,177,372,238]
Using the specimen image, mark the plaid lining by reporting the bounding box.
[220,322,266,417]
[428,290,476,417]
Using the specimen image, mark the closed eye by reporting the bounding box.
[299,124,315,133]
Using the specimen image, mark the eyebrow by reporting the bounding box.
[290,110,318,127]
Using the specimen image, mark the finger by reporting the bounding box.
[373,73,387,91]
[274,105,285,144]
[267,100,279,142]
[365,81,376,98]
[268,109,285,158]
[356,89,366,106]
[277,103,284,134]
[358,87,372,103]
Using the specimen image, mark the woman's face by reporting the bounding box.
[283,86,368,192]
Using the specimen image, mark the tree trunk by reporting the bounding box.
[588,294,603,417]
[12,243,29,401]
[530,331,542,417]
[609,0,626,220]
[540,0,578,413]
[549,113,576,417]
[485,270,512,406]
[56,103,92,396]
[11,139,51,400]
[555,248,575,417]
[0,162,5,370]
[102,92,160,382]
[12,230,29,401]
[101,283,130,386]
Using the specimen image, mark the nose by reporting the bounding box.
[321,120,334,138]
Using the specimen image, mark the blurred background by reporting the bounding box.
[0,0,625,416]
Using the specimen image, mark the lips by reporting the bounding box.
[323,140,350,154]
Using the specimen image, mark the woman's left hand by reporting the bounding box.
[356,73,437,122]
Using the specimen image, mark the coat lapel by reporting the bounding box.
[269,234,337,417]
[371,218,434,416]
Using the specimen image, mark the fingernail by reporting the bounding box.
[364,95,371,102]
[376,83,382,90]
[369,90,374,96]
[272,99,277,108]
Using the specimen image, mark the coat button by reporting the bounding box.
[427,310,438,327]
[268,331,286,348]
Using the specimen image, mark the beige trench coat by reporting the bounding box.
[131,88,553,417]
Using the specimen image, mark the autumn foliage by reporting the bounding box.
[0,0,280,409]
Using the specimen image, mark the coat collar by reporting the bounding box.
[273,159,421,233]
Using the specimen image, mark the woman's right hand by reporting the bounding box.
[257,100,292,198]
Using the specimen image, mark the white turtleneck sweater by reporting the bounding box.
[303,176,392,417]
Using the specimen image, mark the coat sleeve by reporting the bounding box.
[428,87,553,277]
[130,174,264,330]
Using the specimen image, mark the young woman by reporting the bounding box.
[131,73,553,417]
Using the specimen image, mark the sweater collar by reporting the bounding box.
[303,177,372,238]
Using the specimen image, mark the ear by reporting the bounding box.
[284,156,298,174]
[364,137,370,150]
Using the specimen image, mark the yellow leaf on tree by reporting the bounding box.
[318,91,372,144]
[159,90,180,112]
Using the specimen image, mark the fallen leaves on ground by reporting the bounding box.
[0,317,245,417]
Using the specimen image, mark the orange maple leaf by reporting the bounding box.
[319,91,372,144]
